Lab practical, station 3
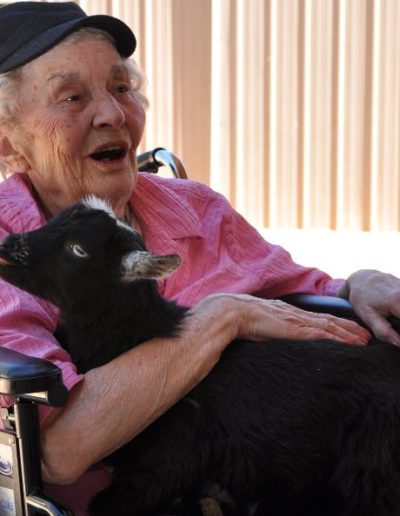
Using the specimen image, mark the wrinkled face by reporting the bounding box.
[4,36,146,218]
[0,198,180,308]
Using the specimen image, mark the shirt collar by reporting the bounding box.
[0,173,46,232]
[131,173,203,242]
[1,172,202,242]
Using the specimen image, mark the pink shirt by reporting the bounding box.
[0,172,344,513]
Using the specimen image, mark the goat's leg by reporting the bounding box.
[89,402,226,515]
[332,409,400,516]
[340,478,400,516]
[88,460,210,516]
[88,474,207,516]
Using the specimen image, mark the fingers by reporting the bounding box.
[283,314,370,345]
[234,296,370,345]
[301,316,370,345]
[353,308,400,347]
[374,322,400,347]
[345,269,400,345]
[269,301,370,344]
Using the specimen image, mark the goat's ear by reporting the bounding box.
[121,251,181,282]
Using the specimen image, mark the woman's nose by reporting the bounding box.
[92,94,126,128]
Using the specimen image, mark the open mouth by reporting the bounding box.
[0,244,20,266]
[90,145,128,163]
[0,255,13,266]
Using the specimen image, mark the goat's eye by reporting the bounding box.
[69,244,89,259]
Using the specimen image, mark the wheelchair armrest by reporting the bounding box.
[281,294,361,321]
[0,347,68,407]
[281,294,400,335]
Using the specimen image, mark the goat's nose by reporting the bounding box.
[92,94,126,128]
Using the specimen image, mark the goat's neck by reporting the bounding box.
[60,280,187,373]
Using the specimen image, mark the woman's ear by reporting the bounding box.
[0,132,29,173]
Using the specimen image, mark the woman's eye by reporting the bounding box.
[69,244,89,259]
[65,94,81,102]
[116,84,131,94]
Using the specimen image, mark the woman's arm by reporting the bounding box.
[40,293,370,484]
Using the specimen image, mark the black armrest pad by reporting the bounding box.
[281,294,360,321]
[281,294,400,334]
[0,347,63,396]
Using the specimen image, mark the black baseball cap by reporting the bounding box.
[0,1,136,73]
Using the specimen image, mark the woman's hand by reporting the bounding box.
[340,269,400,346]
[190,293,371,346]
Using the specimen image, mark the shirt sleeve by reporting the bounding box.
[0,276,84,424]
[159,181,346,306]
[222,198,346,298]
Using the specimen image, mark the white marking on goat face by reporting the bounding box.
[83,195,113,216]
[121,251,181,282]
[82,195,133,232]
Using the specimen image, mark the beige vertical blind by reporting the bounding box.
[48,1,400,231]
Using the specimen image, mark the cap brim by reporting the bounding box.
[0,14,136,73]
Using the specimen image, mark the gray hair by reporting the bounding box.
[0,27,148,177]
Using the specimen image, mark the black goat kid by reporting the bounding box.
[0,197,400,516]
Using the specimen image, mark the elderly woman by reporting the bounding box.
[0,1,398,514]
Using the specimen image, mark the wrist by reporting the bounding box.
[338,280,350,299]
[188,294,242,341]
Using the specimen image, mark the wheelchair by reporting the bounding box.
[0,148,395,515]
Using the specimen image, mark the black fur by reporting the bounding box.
[0,200,399,516]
